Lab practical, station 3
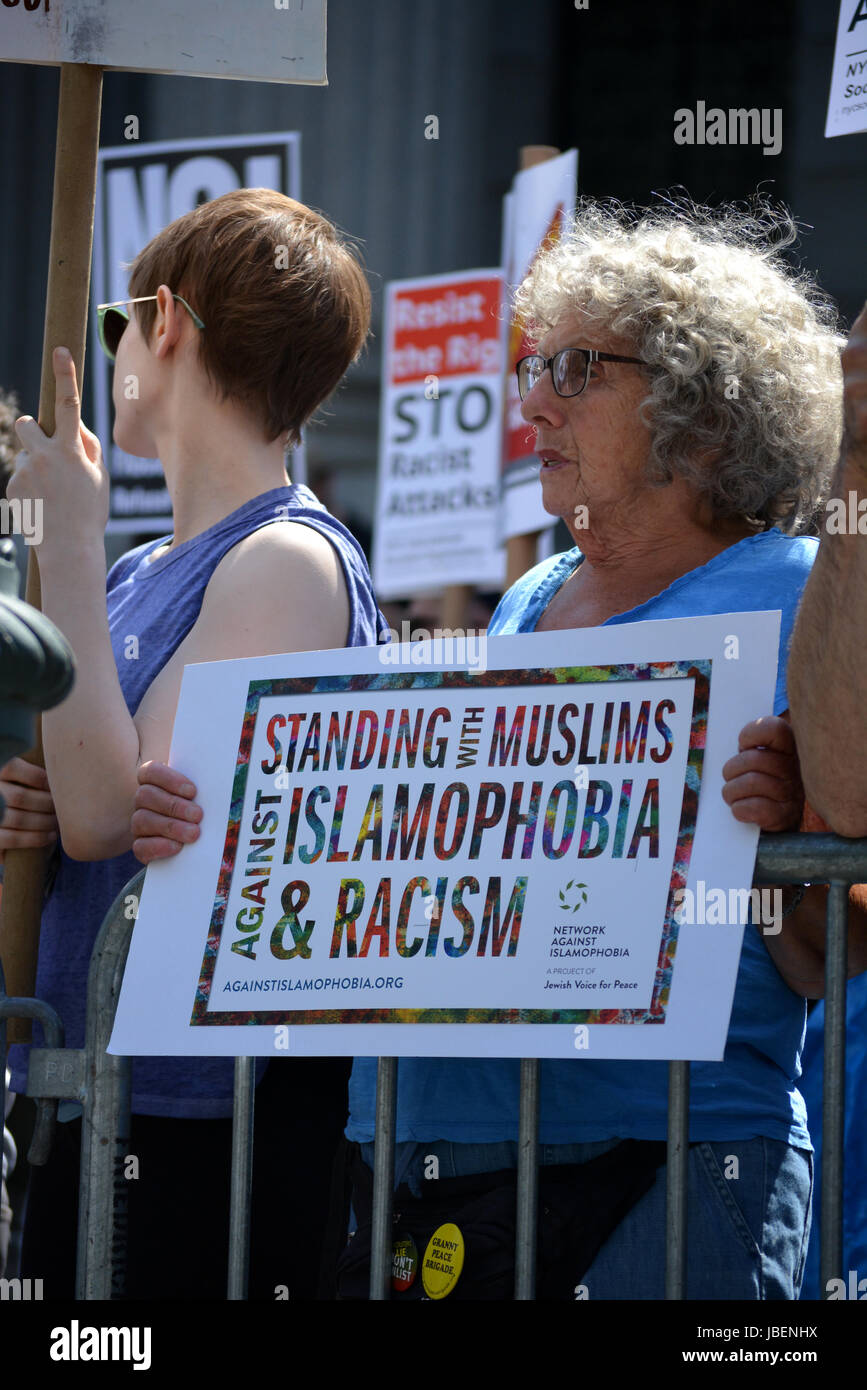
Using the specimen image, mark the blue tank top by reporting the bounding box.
[348,528,816,1148]
[9,484,387,1118]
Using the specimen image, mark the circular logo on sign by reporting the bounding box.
[392,1234,419,1292]
[421,1222,465,1300]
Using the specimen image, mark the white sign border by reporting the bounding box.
[108,610,780,1063]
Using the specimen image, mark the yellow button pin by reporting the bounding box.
[421,1222,465,1299]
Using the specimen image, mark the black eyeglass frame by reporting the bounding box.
[516,347,647,401]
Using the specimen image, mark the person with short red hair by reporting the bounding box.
[3,189,384,1299]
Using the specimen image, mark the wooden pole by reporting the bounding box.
[0,63,103,1042]
[504,145,560,593]
[440,583,474,632]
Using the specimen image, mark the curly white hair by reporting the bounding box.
[514,198,845,533]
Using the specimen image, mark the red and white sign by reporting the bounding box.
[372,270,507,599]
[500,150,578,541]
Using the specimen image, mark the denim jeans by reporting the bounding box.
[360,1135,812,1300]
[581,1138,813,1300]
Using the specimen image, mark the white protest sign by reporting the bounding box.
[372,271,507,598]
[92,132,302,532]
[500,150,578,541]
[109,610,779,1062]
[1,0,326,85]
[825,0,867,137]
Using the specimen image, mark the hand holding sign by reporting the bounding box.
[721,715,804,832]
[10,348,109,563]
[137,715,804,867]
[109,614,783,1060]
[132,762,203,863]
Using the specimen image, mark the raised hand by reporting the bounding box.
[8,347,109,562]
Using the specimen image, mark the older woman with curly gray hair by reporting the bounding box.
[518,199,842,544]
[344,199,867,1301]
[136,199,867,1301]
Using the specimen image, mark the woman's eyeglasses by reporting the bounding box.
[516,347,646,401]
[96,294,205,362]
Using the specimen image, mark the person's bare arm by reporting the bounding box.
[8,351,349,861]
[68,521,348,861]
[757,881,867,1000]
[723,714,867,997]
[756,795,867,1001]
[788,300,867,836]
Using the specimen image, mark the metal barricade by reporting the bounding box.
[1,832,865,1300]
[0,869,139,1298]
[365,831,867,1301]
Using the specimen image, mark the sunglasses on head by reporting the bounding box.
[96,294,205,362]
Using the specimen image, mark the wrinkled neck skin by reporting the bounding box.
[563,473,759,605]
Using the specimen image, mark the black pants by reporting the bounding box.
[19,1056,350,1300]
[337,1139,667,1300]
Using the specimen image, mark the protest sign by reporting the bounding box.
[500,149,578,542]
[93,132,302,532]
[372,271,506,598]
[825,0,867,137]
[1,0,327,84]
[109,609,779,1062]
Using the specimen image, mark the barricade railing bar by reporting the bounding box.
[753,835,860,1296]
[229,1057,255,1301]
[665,1062,690,1301]
[515,1057,540,1301]
[1,833,865,1301]
[369,1056,398,1301]
[0,990,63,1168]
[0,865,138,1298]
[75,867,136,1300]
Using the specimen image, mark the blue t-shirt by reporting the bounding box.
[347,528,816,1147]
[9,484,386,1118]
